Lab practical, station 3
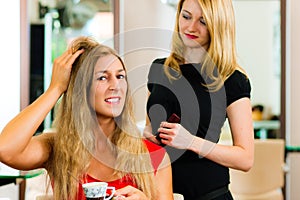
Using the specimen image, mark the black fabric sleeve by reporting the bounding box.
[147,58,166,92]
[224,70,251,106]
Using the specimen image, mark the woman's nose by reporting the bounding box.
[188,20,198,32]
[108,77,120,90]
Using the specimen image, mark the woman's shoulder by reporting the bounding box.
[228,69,249,80]
[143,139,166,172]
[225,70,250,87]
[143,139,166,153]
[152,57,167,65]
[148,58,167,83]
[224,70,251,106]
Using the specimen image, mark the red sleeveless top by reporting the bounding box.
[76,140,165,199]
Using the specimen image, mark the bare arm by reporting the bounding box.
[0,133,55,170]
[158,98,254,172]
[189,98,254,171]
[0,49,83,169]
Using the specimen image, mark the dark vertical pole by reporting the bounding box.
[280,0,286,140]
[280,0,287,199]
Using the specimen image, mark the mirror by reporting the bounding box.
[233,0,282,138]
[233,0,281,117]
[28,0,118,132]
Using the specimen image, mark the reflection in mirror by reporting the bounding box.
[233,0,281,138]
[29,0,116,132]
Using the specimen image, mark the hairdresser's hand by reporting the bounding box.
[157,122,195,149]
[114,186,149,200]
[143,125,161,145]
[49,49,84,94]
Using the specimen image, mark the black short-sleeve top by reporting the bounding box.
[146,58,251,198]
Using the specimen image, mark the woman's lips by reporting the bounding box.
[185,33,198,39]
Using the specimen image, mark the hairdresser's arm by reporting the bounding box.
[159,98,254,172]
[0,50,83,170]
[191,98,254,171]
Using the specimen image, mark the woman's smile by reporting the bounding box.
[104,96,121,104]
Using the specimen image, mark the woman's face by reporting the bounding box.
[90,54,127,120]
[178,0,210,50]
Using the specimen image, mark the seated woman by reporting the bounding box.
[0,36,173,200]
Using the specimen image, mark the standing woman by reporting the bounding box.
[0,36,173,200]
[145,0,254,199]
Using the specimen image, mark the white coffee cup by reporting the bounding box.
[82,182,115,200]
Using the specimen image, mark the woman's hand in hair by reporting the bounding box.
[114,185,149,200]
[49,49,84,94]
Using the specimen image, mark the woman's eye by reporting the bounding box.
[97,76,107,81]
[182,13,191,20]
[117,74,125,79]
[200,17,206,25]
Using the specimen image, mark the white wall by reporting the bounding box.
[285,0,300,199]
[233,1,281,118]
[121,0,176,121]
[0,1,21,130]
[286,0,300,147]
[0,1,21,199]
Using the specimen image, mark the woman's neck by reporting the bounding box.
[97,117,116,138]
[184,47,207,64]
[93,118,117,170]
[88,156,118,182]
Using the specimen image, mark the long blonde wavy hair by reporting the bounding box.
[165,0,246,91]
[46,36,156,199]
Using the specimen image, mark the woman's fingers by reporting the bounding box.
[54,50,71,64]
[114,185,148,199]
[70,49,84,62]
[56,49,84,68]
[50,49,84,93]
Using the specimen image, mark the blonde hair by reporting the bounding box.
[165,0,246,90]
[46,36,156,199]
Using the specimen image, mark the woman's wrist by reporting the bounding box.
[47,84,65,98]
[188,136,201,153]
[189,136,216,157]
